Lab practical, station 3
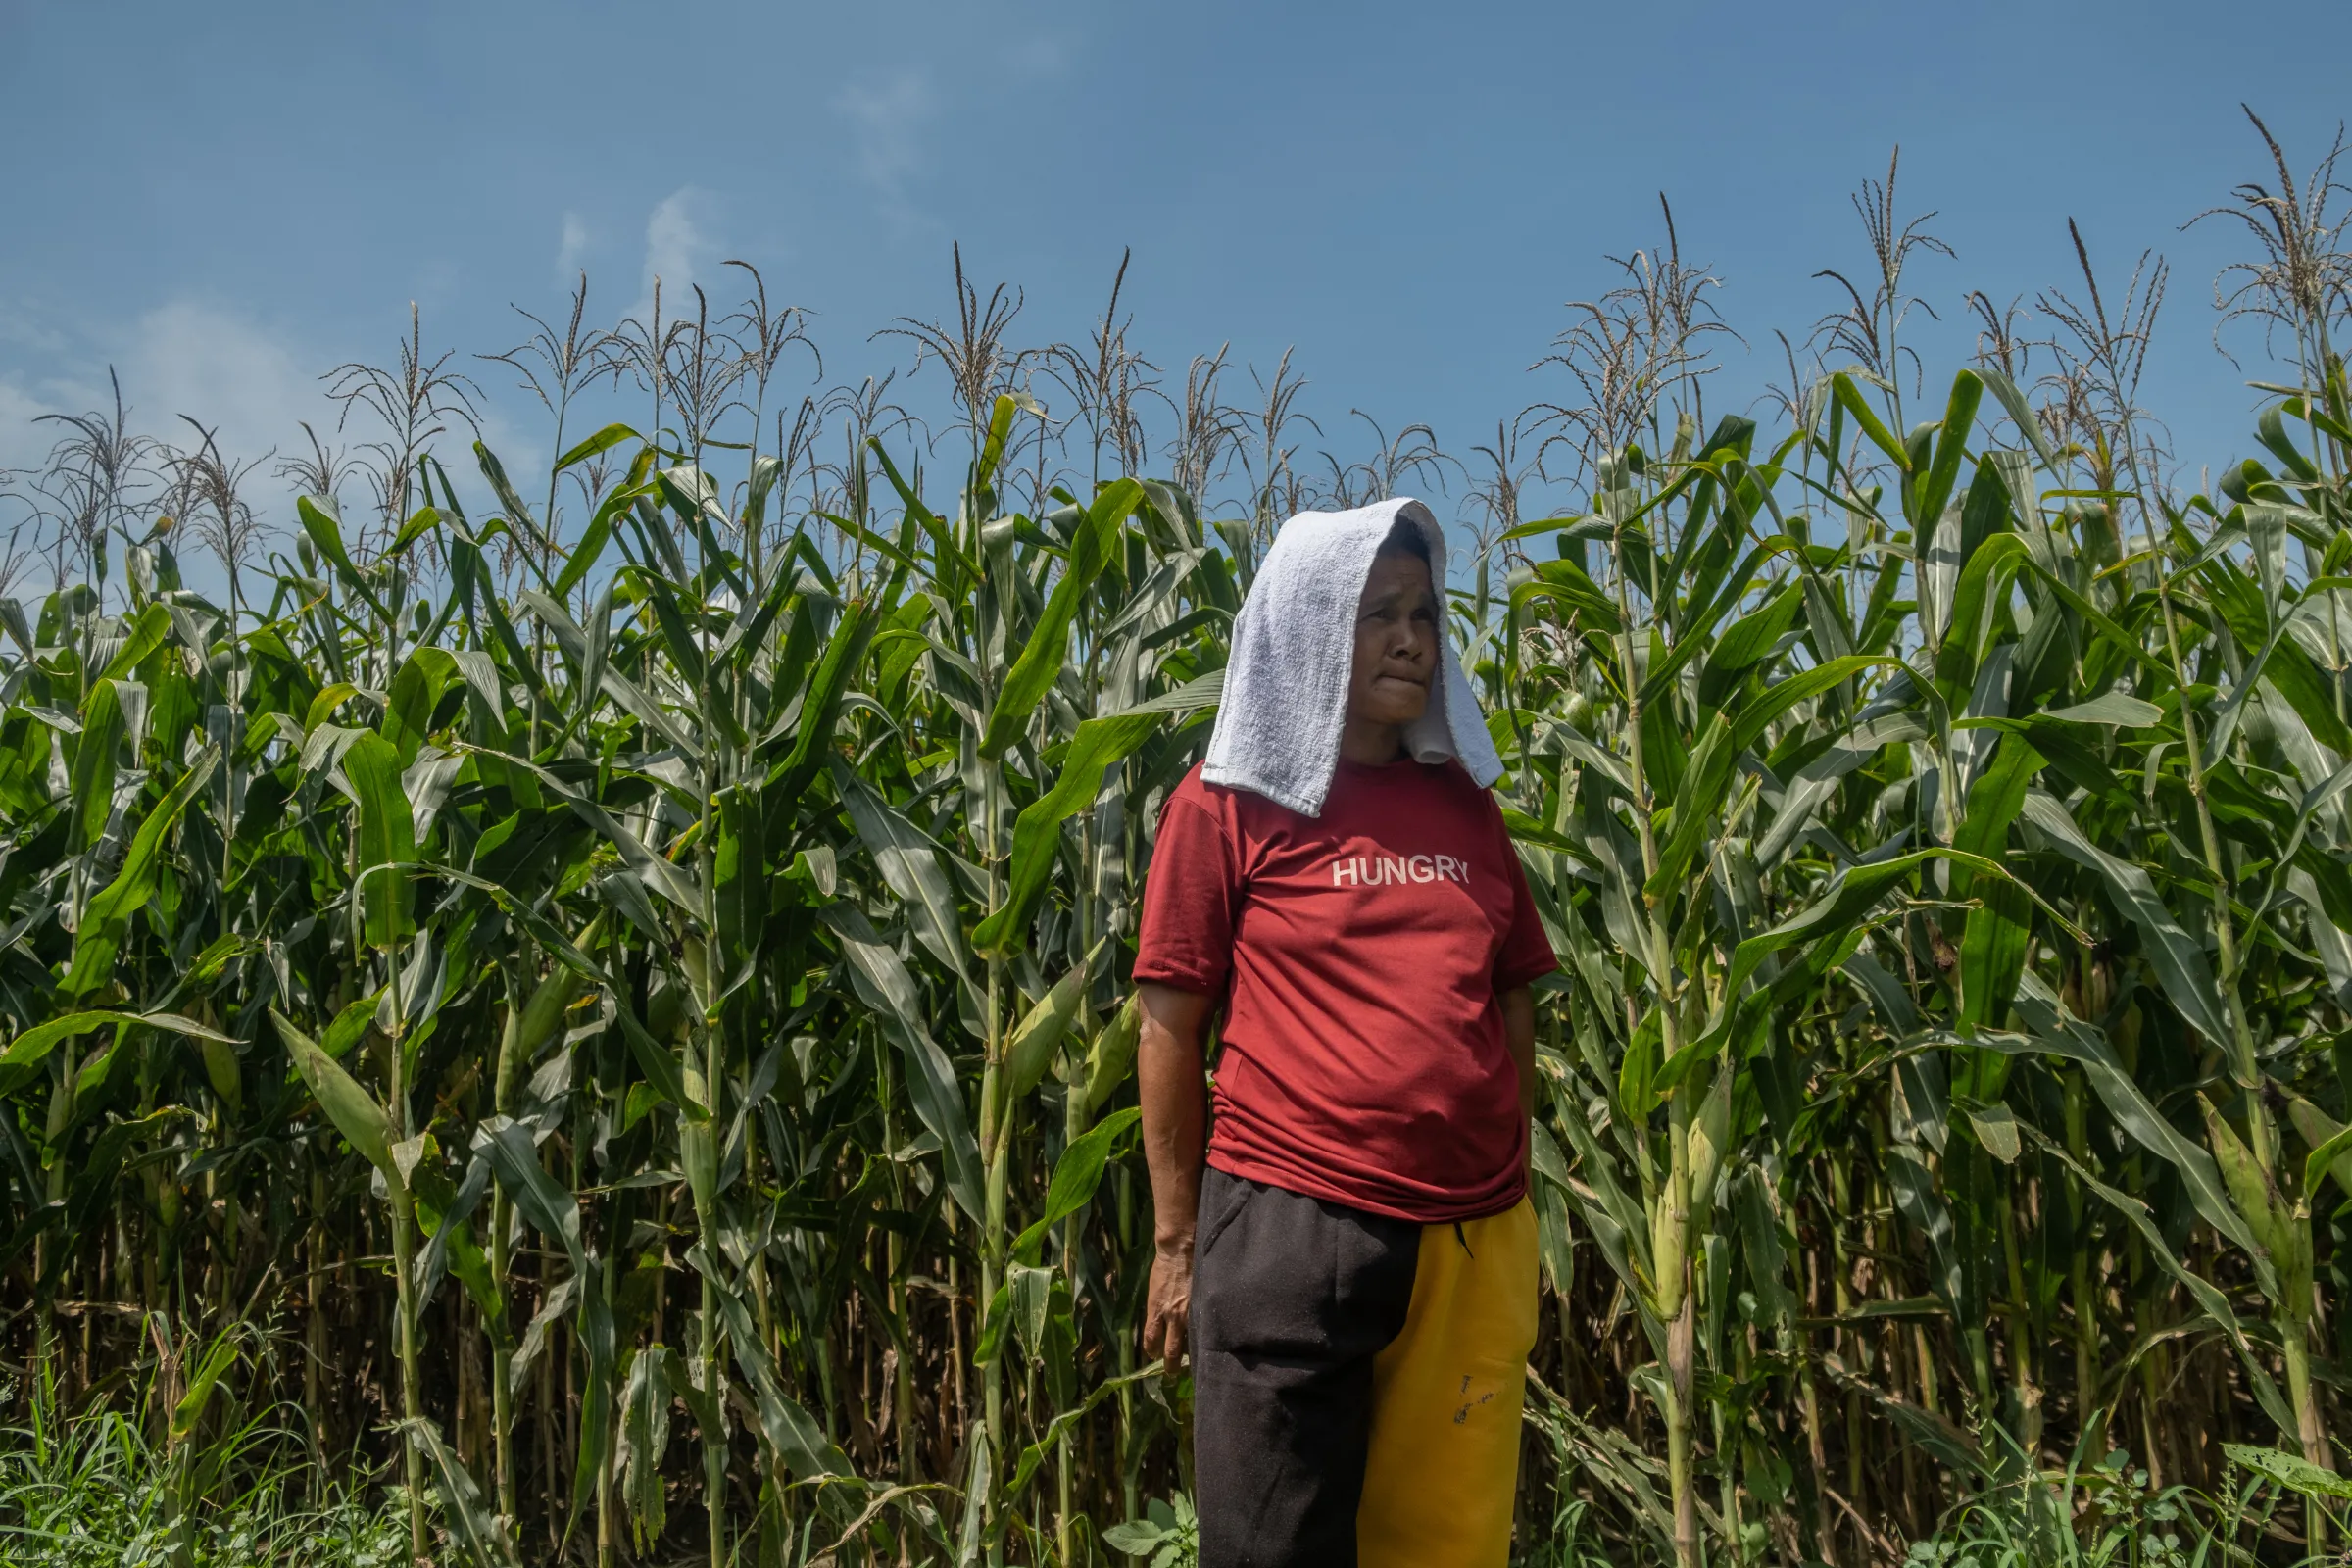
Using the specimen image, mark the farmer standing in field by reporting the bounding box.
[1132,497,1556,1568]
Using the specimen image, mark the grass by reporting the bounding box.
[0,1387,410,1567]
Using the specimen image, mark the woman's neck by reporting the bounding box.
[1338,717,1406,765]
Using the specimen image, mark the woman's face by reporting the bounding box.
[1348,549,1438,729]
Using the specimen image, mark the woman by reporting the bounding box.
[1131,497,1556,1568]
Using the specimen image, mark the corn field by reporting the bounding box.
[4,123,2352,1567]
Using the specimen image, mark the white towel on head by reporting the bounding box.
[1201,496,1503,817]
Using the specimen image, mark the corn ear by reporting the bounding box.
[1005,941,1102,1099]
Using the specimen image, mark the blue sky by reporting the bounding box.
[2,0,2347,546]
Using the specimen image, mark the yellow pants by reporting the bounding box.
[1357,1198,1541,1567]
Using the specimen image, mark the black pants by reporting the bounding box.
[1191,1168,1422,1568]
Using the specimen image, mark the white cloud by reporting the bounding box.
[0,378,55,496]
[835,67,936,222]
[0,307,74,360]
[0,301,327,482]
[123,301,330,467]
[556,211,589,286]
[639,187,719,319]
[0,296,570,604]
[0,380,46,434]
[0,301,338,598]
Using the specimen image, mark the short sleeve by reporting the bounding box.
[1492,821,1558,993]
[1132,793,1241,995]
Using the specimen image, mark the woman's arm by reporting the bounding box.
[1137,981,1215,1367]
[1501,985,1537,1178]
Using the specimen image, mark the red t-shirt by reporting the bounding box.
[1132,757,1557,1223]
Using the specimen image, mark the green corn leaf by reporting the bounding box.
[383,646,458,765]
[1730,655,1903,755]
[388,505,443,557]
[1013,1105,1142,1263]
[1658,846,2082,1093]
[777,597,879,798]
[2226,1444,2352,1501]
[684,1244,848,1480]
[974,708,1165,956]
[630,569,708,693]
[1975,368,2063,472]
[2289,1097,2352,1201]
[1758,710,1926,864]
[1831,374,1913,473]
[1001,1361,1166,1504]
[1645,710,1738,900]
[834,758,973,983]
[2038,692,2164,726]
[567,1289,618,1528]
[1548,1109,1658,1325]
[413,1152,494,1310]
[296,495,385,616]
[67,677,126,852]
[96,604,172,683]
[1510,560,1624,636]
[2017,791,2234,1051]
[343,732,416,950]
[1958,878,2032,1036]
[477,1115,584,1270]
[1936,532,2027,687]
[63,747,220,997]
[1617,1012,1660,1121]
[1885,1142,1970,1325]
[2030,1127,2295,1438]
[500,753,700,915]
[2204,566,2352,757]
[708,785,767,976]
[1,1009,231,1074]
[1910,369,1983,528]
[1951,733,2042,895]
[2016,557,2172,680]
[1533,1170,1578,1301]
[514,930,597,1067]
[1990,974,2270,1288]
[301,681,360,736]
[1954,733,2044,1031]
[980,479,1144,760]
[817,509,924,574]
[473,440,542,536]
[1698,582,1803,692]
[615,999,707,1122]
[595,662,700,758]
[977,392,1021,487]
[823,903,986,1225]
[403,1416,522,1568]
[481,1122,621,1522]
[556,421,644,472]
[866,438,976,585]
[553,474,648,601]
[273,1009,398,1193]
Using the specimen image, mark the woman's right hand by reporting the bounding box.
[1136,982,1213,1371]
[1142,1237,1194,1367]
